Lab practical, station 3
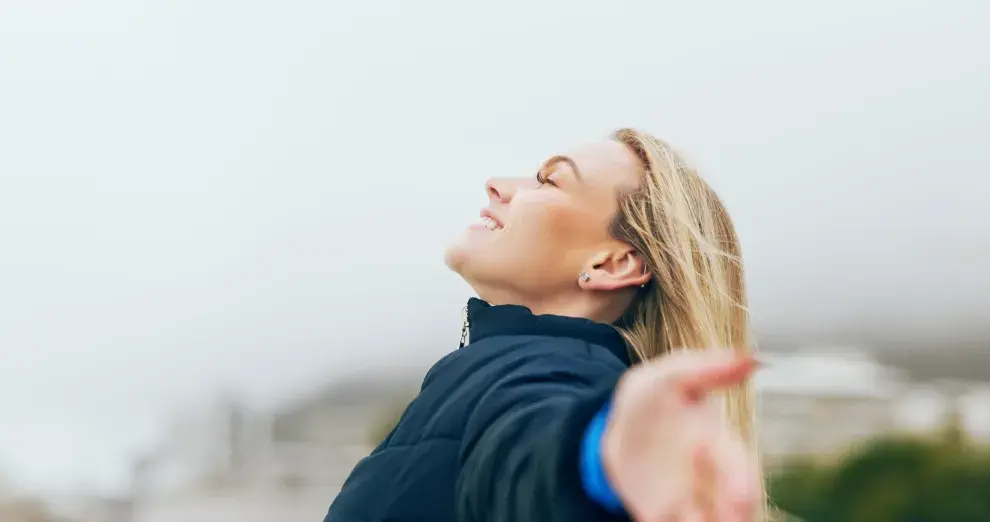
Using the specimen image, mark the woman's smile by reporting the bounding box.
[479,216,502,230]
[470,208,505,232]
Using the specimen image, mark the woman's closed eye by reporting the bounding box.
[536,171,557,187]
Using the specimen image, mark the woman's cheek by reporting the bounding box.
[524,191,577,226]
[513,201,566,240]
[546,204,588,238]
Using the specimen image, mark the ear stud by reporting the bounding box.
[579,272,591,282]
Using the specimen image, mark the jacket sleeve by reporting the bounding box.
[454,345,631,522]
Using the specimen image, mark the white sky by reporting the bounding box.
[1,0,988,495]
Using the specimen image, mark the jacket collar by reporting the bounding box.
[465,298,631,365]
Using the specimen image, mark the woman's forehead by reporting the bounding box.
[560,139,643,188]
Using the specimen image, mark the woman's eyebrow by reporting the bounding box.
[541,155,585,182]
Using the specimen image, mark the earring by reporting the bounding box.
[579,272,591,283]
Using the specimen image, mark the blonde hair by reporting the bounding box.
[610,128,766,519]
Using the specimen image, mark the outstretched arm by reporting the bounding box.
[455,348,629,522]
[455,348,762,522]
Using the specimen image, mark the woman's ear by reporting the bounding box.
[579,247,650,291]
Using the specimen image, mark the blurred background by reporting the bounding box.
[1,0,988,521]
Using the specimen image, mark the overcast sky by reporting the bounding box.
[1,0,988,495]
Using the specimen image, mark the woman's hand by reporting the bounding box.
[601,352,760,522]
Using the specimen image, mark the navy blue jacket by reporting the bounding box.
[324,298,633,522]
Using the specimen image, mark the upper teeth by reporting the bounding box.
[481,217,501,230]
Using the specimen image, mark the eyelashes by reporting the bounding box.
[535,171,557,187]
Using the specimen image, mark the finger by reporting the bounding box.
[692,442,719,522]
[711,433,759,522]
[678,506,706,522]
[630,453,694,522]
[677,356,758,400]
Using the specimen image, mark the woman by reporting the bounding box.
[324,129,763,522]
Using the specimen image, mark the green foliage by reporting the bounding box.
[770,432,990,522]
[768,459,833,520]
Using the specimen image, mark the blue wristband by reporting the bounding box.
[580,402,624,513]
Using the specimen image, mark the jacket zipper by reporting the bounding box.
[458,304,470,348]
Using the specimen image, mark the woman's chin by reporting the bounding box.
[443,236,472,273]
[444,234,498,275]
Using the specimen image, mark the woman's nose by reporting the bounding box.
[486,178,512,204]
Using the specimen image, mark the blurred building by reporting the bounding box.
[47,494,131,522]
[895,378,990,443]
[0,476,53,522]
[758,347,990,466]
[129,377,416,522]
[265,374,416,489]
[132,395,258,498]
[959,383,990,441]
[756,347,908,465]
[0,498,54,522]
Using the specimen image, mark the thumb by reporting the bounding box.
[677,355,758,401]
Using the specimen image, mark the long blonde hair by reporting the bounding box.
[610,128,766,518]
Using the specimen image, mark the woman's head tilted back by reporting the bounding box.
[444,134,650,321]
[444,126,758,455]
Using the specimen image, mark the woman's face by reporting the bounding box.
[445,139,645,305]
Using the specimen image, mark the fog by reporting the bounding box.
[1,0,988,494]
